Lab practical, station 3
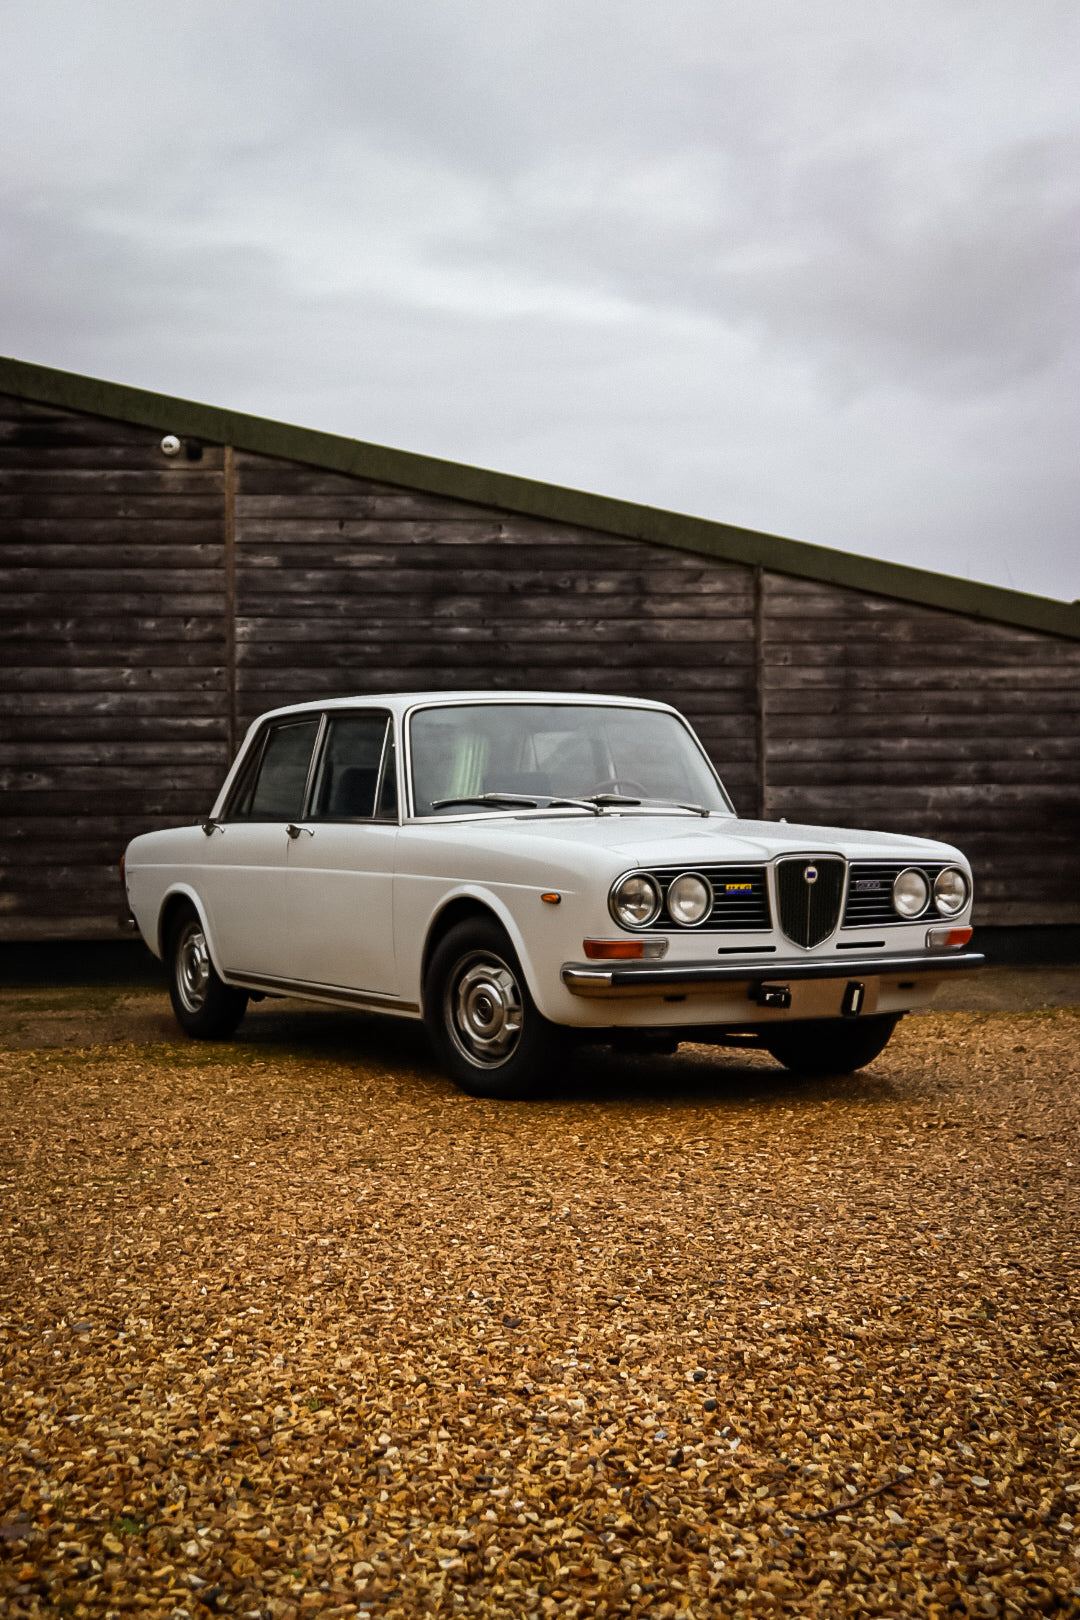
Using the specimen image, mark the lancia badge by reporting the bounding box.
[803,864,819,884]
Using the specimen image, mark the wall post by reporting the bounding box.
[753,564,767,820]
[224,443,238,759]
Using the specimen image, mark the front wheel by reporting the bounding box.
[424,918,566,1098]
[166,905,249,1039]
[762,1014,899,1076]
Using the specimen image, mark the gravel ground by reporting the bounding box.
[1,981,1079,1619]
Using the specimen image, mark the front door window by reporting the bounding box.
[309,715,396,821]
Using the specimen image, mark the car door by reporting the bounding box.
[284,710,400,996]
[204,714,322,978]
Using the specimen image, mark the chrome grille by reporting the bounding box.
[647,864,771,931]
[842,861,949,927]
[776,856,845,948]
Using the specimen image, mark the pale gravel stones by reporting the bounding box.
[1,1002,1079,1616]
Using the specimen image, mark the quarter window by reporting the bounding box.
[375,731,398,820]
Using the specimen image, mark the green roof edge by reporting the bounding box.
[4,354,1078,641]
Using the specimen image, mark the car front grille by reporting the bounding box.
[648,864,771,931]
[842,861,950,927]
[775,856,846,948]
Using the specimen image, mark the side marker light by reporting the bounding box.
[541,892,561,905]
[926,926,973,949]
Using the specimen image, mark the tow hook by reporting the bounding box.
[750,982,792,1009]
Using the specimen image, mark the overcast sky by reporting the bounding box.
[3,1,1078,601]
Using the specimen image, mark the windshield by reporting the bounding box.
[408,702,733,817]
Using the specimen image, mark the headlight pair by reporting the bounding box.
[893,866,968,919]
[610,870,712,929]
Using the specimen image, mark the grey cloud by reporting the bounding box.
[709,141,1080,395]
[1,0,1078,599]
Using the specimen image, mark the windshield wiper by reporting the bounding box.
[430,792,539,811]
[581,794,711,817]
[546,797,604,815]
[430,792,606,816]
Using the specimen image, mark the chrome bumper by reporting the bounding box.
[560,950,984,997]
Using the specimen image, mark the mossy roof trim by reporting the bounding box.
[3,354,1078,641]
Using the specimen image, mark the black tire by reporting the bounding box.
[166,904,249,1040]
[762,1014,899,1076]
[423,918,566,1098]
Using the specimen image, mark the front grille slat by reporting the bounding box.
[647,864,771,931]
[842,861,948,927]
[776,856,845,948]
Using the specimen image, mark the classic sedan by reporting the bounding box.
[123,691,982,1096]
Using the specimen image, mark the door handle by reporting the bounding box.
[286,823,314,839]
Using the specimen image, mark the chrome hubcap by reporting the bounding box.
[176,921,211,1013]
[447,953,523,1068]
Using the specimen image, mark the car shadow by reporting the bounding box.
[236,1000,901,1111]
[541,1040,902,1109]
[239,998,433,1063]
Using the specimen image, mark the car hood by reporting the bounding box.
[430,812,965,867]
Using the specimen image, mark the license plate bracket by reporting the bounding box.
[841,980,866,1018]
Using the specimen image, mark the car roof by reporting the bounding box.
[250,691,679,724]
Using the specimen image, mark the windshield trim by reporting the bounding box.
[402,698,736,822]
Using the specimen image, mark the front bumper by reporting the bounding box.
[560,949,984,997]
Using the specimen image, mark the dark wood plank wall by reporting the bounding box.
[762,577,1080,924]
[0,396,230,938]
[230,451,761,810]
[2,399,1077,935]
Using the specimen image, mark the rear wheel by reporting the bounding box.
[166,905,249,1039]
[762,1014,899,1076]
[424,918,566,1098]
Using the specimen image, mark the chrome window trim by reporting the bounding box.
[299,712,329,819]
[373,714,401,825]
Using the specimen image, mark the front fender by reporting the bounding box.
[415,883,567,1019]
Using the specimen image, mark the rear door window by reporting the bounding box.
[228,719,321,821]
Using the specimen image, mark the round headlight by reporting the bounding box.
[610,873,661,928]
[933,867,969,916]
[666,872,713,926]
[892,867,930,919]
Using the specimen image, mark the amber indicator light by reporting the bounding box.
[583,939,646,960]
[926,924,974,949]
[541,892,561,905]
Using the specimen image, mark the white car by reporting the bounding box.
[123,691,981,1096]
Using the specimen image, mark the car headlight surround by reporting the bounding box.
[933,866,969,916]
[892,867,930,919]
[666,871,714,926]
[609,872,662,929]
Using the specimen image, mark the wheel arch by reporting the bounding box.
[419,892,537,1016]
[158,886,224,974]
